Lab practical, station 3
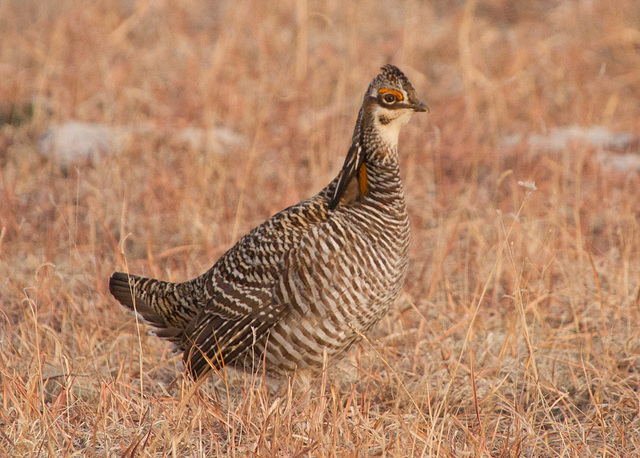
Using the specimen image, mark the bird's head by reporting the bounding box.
[360,64,428,148]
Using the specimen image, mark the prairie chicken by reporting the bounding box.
[109,65,427,380]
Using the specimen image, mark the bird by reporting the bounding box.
[109,64,428,381]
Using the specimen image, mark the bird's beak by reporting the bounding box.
[412,100,429,113]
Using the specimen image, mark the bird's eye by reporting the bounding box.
[382,93,397,104]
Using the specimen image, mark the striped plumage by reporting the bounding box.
[109,64,427,380]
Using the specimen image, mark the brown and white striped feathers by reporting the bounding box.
[109,64,428,380]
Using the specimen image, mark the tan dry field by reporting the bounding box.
[2,0,640,456]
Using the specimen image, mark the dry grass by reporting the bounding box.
[2,0,640,455]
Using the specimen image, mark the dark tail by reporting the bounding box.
[109,272,199,344]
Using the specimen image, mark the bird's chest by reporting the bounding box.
[343,201,410,294]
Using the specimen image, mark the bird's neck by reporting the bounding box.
[357,111,401,168]
[360,155,404,203]
[325,110,405,210]
[356,140,404,211]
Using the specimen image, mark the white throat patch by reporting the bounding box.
[372,106,414,149]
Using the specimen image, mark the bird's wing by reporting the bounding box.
[180,192,334,377]
[181,286,284,377]
[271,214,366,322]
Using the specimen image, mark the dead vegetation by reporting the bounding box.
[1,0,640,455]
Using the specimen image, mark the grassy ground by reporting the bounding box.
[2,0,640,455]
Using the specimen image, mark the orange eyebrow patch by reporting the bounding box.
[378,88,404,100]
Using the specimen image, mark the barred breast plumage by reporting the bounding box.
[109,64,428,380]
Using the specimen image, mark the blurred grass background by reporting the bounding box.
[1,0,640,455]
